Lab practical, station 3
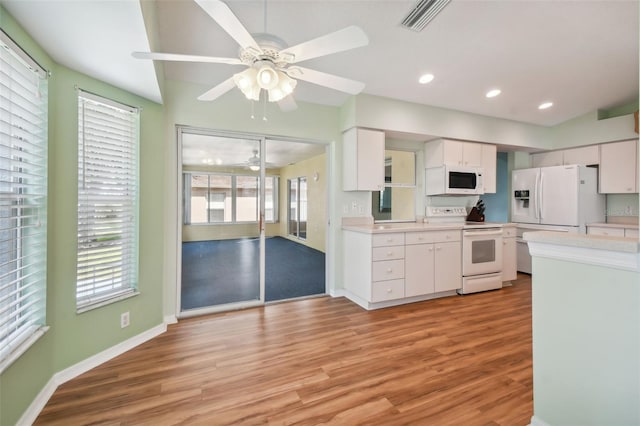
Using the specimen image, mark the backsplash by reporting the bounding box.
[606,193,639,224]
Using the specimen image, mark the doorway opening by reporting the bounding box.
[177,127,328,315]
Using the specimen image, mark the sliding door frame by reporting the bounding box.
[175,125,330,318]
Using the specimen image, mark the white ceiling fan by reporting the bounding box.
[133,0,369,108]
[241,149,275,170]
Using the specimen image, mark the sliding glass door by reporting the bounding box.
[178,128,328,314]
[288,177,307,240]
[180,130,265,313]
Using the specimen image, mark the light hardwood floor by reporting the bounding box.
[36,274,533,425]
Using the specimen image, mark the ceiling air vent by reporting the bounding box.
[401,0,451,31]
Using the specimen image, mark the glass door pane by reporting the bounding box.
[265,139,326,302]
[180,131,263,312]
[288,178,298,237]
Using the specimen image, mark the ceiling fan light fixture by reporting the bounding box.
[249,164,260,171]
[233,68,260,100]
[268,71,297,102]
[256,64,279,90]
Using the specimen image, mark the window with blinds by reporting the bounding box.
[0,30,48,373]
[76,91,139,312]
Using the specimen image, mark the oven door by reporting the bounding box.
[463,228,503,276]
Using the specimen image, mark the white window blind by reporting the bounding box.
[77,91,139,311]
[0,30,48,373]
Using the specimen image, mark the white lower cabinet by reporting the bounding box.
[406,230,461,296]
[434,241,461,292]
[587,224,639,239]
[502,227,517,282]
[344,228,461,309]
[405,243,435,297]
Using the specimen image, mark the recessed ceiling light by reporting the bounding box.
[486,89,501,98]
[538,102,553,110]
[419,73,434,84]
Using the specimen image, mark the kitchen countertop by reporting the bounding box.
[524,230,640,253]
[586,222,639,229]
[342,221,515,234]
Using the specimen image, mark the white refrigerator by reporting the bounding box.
[511,164,605,272]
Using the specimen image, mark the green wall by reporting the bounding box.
[532,256,640,425]
[0,7,166,425]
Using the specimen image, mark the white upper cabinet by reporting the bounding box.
[599,139,638,194]
[530,151,564,167]
[425,139,496,193]
[343,128,385,191]
[531,145,600,168]
[563,145,599,165]
[481,144,497,193]
[425,139,483,168]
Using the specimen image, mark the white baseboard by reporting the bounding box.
[17,322,167,426]
[329,288,346,297]
[164,314,178,324]
[529,415,551,426]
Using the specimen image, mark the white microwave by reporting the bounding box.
[425,165,484,195]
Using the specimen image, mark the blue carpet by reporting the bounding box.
[181,237,326,310]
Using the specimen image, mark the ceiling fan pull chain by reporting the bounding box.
[250,99,256,120]
[262,93,268,121]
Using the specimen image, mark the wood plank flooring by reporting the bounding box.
[36,274,533,425]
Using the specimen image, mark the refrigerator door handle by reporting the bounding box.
[533,173,539,220]
[538,172,543,220]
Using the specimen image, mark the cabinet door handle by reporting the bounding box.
[386,288,393,293]
[436,246,441,251]
[428,247,433,252]
[386,268,393,273]
[387,251,393,256]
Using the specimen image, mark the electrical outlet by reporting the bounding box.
[120,311,130,328]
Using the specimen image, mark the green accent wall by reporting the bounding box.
[532,257,640,425]
[0,6,166,425]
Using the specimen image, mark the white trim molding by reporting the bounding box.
[17,323,167,426]
[525,231,640,272]
[527,241,640,272]
[529,415,551,426]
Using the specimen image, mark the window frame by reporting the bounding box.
[76,90,140,313]
[0,29,49,374]
[183,171,279,225]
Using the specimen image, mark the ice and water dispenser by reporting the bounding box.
[514,190,530,208]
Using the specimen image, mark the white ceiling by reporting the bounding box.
[2,0,638,165]
[3,0,638,127]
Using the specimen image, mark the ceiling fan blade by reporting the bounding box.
[280,26,368,64]
[288,67,365,95]
[194,0,262,53]
[197,76,237,101]
[132,51,243,65]
[278,95,298,112]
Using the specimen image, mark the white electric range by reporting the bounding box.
[426,206,504,294]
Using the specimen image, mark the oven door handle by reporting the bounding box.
[463,229,503,237]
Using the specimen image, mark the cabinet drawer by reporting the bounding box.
[371,279,405,302]
[372,259,404,281]
[372,233,405,247]
[372,245,405,261]
[588,226,625,237]
[625,228,639,239]
[503,227,516,238]
[405,232,433,245]
[430,230,461,243]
